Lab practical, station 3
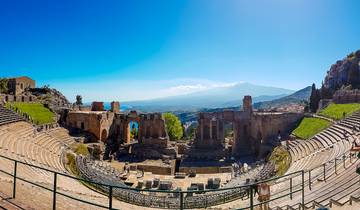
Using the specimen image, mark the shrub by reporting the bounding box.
[269,146,291,176]
[74,144,90,156]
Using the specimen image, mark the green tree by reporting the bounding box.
[75,95,83,105]
[309,83,320,113]
[0,78,8,94]
[163,112,183,141]
[130,124,138,139]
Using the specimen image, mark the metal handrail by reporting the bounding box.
[0,154,305,210]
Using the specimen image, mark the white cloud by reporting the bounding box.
[161,81,239,96]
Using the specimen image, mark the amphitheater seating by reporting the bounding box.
[0,106,23,126]
[266,112,360,209]
[2,110,360,209]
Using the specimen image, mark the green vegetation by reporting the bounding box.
[319,103,360,120]
[6,102,55,125]
[163,112,183,141]
[66,153,79,175]
[269,146,291,176]
[66,144,89,175]
[74,143,90,156]
[292,117,330,140]
[0,78,8,94]
[130,123,138,139]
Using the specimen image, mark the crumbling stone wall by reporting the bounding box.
[195,96,303,156]
[91,102,105,111]
[0,94,36,103]
[332,89,360,104]
[110,101,120,113]
[66,111,114,141]
[7,76,35,95]
[112,111,169,147]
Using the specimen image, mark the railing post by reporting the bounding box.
[12,160,17,198]
[180,190,184,210]
[109,186,113,210]
[350,152,352,163]
[302,171,305,210]
[250,186,254,210]
[343,154,346,168]
[53,172,57,210]
[308,170,311,190]
[335,158,337,174]
[323,163,326,181]
[290,178,293,200]
[205,193,208,208]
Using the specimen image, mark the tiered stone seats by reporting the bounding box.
[0,106,23,126]
[268,112,360,209]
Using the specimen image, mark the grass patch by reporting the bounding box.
[6,102,55,125]
[269,146,291,176]
[74,143,90,156]
[319,103,360,120]
[292,117,330,140]
[66,153,79,175]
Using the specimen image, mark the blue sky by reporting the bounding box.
[1,0,360,102]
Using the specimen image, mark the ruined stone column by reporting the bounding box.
[126,122,130,144]
[200,119,204,141]
[209,119,213,141]
[217,120,220,141]
[233,122,238,155]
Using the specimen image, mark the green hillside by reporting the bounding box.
[292,117,330,140]
[319,103,360,120]
[6,102,55,125]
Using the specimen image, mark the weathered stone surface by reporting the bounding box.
[323,50,360,91]
[195,96,303,156]
[332,89,360,103]
[7,76,35,95]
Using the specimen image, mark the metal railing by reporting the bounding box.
[0,154,306,210]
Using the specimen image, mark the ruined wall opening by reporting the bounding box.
[224,121,234,147]
[127,121,139,143]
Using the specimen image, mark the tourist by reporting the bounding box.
[257,182,270,210]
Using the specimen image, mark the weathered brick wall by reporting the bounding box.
[67,111,114,141]
[332,89,360,104]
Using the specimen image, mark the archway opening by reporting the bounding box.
[127,121,139,143]
[224,121,234,150]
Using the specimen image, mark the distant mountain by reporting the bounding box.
[123,82,294,112]
[253,86,311,109]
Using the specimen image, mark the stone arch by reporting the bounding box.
[101,129,108,142]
